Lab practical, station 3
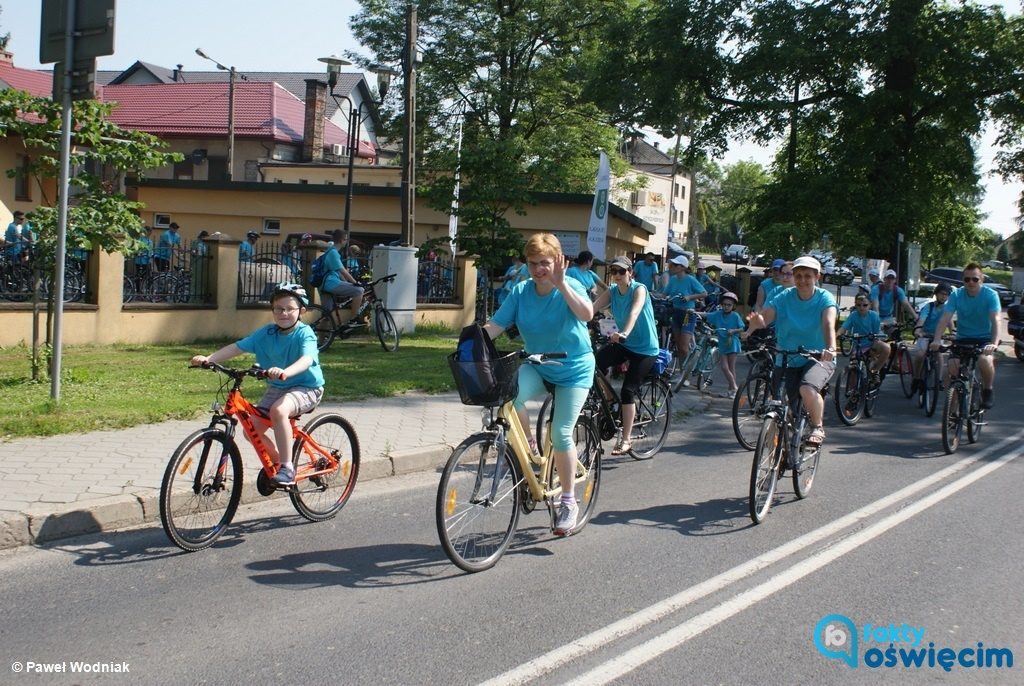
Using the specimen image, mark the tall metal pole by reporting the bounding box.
[343,102,358,244]
[226,66,236,181]
[400,3,417,246]
[50,0,76,401]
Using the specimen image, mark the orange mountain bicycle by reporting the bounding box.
[159,362,359,552]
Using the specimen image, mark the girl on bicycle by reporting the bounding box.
[705,291,745,398]
[483,234,595,536]
[592,256,659,455]
[839,293,888,381]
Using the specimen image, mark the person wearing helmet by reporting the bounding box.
[910,281,952,390]
[190,282,324,486]
[744,255,837,447]
[239,230,259,263]
[706,291,745,397]
[658,254,707,384]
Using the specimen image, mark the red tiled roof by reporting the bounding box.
[0,60,54,98]
[100,82,375,158]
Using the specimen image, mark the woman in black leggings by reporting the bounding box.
[592,256,660,454]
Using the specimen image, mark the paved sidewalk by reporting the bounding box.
[0,389,711,550]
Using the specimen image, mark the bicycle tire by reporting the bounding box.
[663,338,684,387]
[628,378,672,460]
[696,346,720,391]
[834,365,864,426]
[374,303,400,352]
[674,340,700,392]
[749,418,781,524]
[535,393,555,450]
[546,415,602,534]
[289,414,360,521]
[924,355,941,417]
[159,428,243,552]
[839,335,852,357]
[301,304,336,352]
[732,375,770,451]
[792,412,819,499]
[863,371,878,418]
[898,346,914,398]
[436,433,521,573]
[966,382,983,444]
[941,383,963,454]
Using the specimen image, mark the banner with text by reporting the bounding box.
[586,151,610,260]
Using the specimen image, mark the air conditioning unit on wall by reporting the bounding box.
[330,143,345,156]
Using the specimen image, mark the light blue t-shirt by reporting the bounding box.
[917,300,946,337]
[239,241,255,263]
[501,263,527,292]
[946,285,1000,341]
[135,236,153,265]
[320,245,344,291]
[155,229,181,261]
[841,308,881,351]
[633,261,659,291]
[659,274,706,311]
[698,272,721,295]
[236,322,324,389]
[869,283,907,318]
[609,281,658,356]
[767,287,838,367]
[566,266,599,292]
[758,278,785,309]
[706,309,745,355]
[492,277,595,388]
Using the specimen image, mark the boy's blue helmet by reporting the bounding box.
[272,282,308,307]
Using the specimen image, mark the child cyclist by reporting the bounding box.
[839,293,888,381]
[190,283,324,486]
[705,291,745,397]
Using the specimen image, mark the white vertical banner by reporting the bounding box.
[586,151,610,261]
[447,116,464,255]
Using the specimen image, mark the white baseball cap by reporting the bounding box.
[884,269,897,278]
[867,267,880,277]
[792,255,822,273]
[669,255,689,268]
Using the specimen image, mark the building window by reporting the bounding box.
[263,218,281,235]
[15,154,31,200]
[679,185,686,200]
[154,213,171,228]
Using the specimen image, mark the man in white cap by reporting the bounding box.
[859,266,881,296]
[658,254,706,384]
[744,255,837,446]
[870,268,916,325]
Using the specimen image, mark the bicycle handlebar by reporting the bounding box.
[191,361,277,381]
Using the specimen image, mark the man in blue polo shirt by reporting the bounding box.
[929,262,1001,408]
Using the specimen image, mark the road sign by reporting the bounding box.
[40,0,116,65]
[52,59,97,101]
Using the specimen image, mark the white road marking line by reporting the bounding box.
[481,429,1024,686]
[564,445,1023,686]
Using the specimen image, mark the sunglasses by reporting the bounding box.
[963,276,981,283]
[609,267,627,275]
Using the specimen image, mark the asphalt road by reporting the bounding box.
[1,360,1022,685]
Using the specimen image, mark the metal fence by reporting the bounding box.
[237,240,309,304]
[417,253,458,304]
[123,245,213,304]
[1,248,91,303]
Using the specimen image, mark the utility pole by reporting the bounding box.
[400,3,418,246]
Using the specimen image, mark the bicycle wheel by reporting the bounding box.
[834,365,864,426]
[663,338,684,387]
[289,414,360,522]
[792,412,820,499]
[628,378,672,460]
[749,418,781,524]
[863,372,878,418]
[373,303,400,352]
[122,275,136,303]
[838,335,852,357]
[674,340,700,392]
[159,428,243,552]
[696,346,720,391]
[436,433,521,573]
[545,416,602,534]
[301,304,336,352]
[534,392,555,451]
[898,346,914,398]
[733,375,770,450]
[941,383,963,454]
[924,356,941,417]
[966,383,983,444]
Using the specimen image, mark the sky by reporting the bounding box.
[3,0,1021,238]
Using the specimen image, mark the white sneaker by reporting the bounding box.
[553,501,579,536]
[682,378,691,387]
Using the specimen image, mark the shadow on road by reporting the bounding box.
[591,497,753,537]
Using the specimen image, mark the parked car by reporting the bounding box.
[981,259,1009,271]
[907,282,937,309]
[922,267,1014,307]
[721,244,751,264]
[750,252,771,267]
[821,259,854,285]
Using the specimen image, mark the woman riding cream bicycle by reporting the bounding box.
[482,233,595,536]
[744,255,837,446]
[591,256,659,455]
[910,281,951,391]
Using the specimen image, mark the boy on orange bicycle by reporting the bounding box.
[190,283,325,486]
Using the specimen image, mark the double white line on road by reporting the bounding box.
[482,429,1024,686]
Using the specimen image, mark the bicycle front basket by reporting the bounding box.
[448,350,521,407]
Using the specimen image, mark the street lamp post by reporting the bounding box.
[195,48,236,181]
[400,3,418,246]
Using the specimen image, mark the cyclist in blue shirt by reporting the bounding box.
[754,258,788,312]
[705,291,745,397]
[495,255,527,306]
[744,255,837,446]
[565,250,607,299]
[154,222,181,271]
[695,260,722,309]
[5,211,35,263]
[929,263,1000,408]
[239,230,258,263]
[632,252,660,292]
[870,268,916,325]
[190,283,324,486]
[320,229,365,327]
[910,282,951,391]
[592,255,659,455]
[658,254,706,385]
[484,233,595,537]
[839,293,888,380]
[134,226,154,282]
